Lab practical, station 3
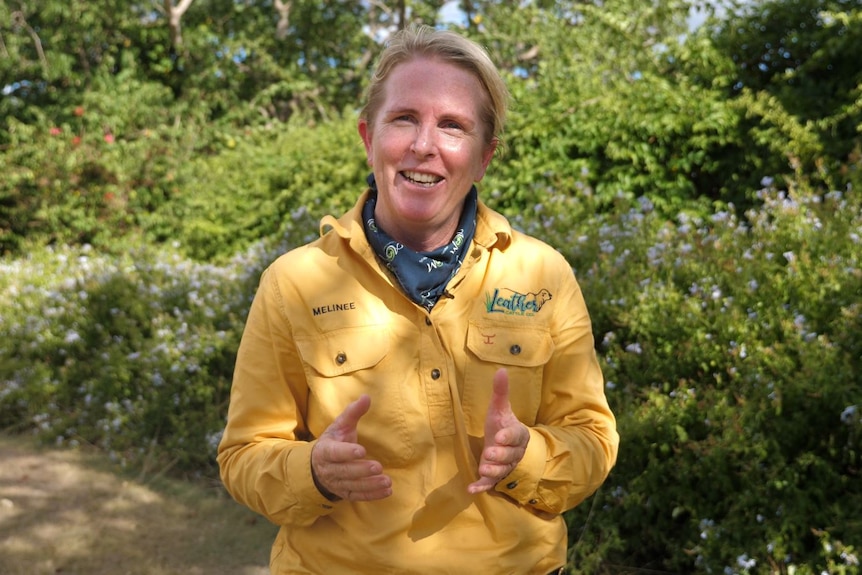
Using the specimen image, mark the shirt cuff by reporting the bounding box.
[286,440,340,516]
[494,427,545,506]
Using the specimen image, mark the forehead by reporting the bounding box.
[381,57,487,111]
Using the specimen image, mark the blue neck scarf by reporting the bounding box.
[362,174,477,310]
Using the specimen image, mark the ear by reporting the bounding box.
[474,138,498,182]
[358,119,373,165]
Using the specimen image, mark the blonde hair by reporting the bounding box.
[360,24,509,146]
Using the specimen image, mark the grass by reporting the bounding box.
[0,432,278,575]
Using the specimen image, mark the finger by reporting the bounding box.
[494,425,530,449]
[345,474,393,501]
[326,467,393,501]
[324,462,387,485]
[479,459,512,477]
[483,444,525,466]
[467,476,497,494]
[326,394,372,442]
[314,437,367,463]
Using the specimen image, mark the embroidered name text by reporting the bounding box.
[313,302,357,316]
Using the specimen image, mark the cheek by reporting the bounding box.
[378,124,413,147]
[445,144,489,181]
[375,134,411,166]
[440,140,475,168]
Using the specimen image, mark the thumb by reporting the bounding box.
[327,394,371,442]
[489,368,511,415]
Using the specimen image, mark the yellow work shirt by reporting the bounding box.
[217,191,619,574]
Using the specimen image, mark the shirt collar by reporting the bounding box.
[321,189,512,252]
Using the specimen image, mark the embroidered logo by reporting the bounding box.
[484,288,552,316]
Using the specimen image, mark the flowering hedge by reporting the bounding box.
[1,172,860,572]
[0,222,314,473]
[549,180,861,574]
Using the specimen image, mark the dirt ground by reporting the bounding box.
[0,433,278,575]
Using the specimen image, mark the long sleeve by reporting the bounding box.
[217,266,336,526]
[494,265,618,513]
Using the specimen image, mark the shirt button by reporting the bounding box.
[510,344,521,355]
[425,317,432,326]
[528,499,538,505]
[431,369,441,380]
[335,353,347,365]
[506,480,518,490]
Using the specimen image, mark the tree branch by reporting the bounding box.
[0,29,8,58]
[164,0,195,50]
[274,0,292,40]
[11,11,47,74]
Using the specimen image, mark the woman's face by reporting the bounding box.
[358,57,497,251]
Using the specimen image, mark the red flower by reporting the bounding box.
[103,133,115,144]
[50,127,62,136]
[74,106,85,117]
[72,136,82,146]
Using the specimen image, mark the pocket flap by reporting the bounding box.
[295,326,389,377]
[466,320,554,367]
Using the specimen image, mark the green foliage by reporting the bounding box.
[0,68,212,255]
[556,179,862,574]
[473,1,757,215]
[5,0,859,254]
[1,0,861,572]
[473,0,861,216]
[0,241,272,474]
[150,112,367,262]
[706,0,862,195]
[713,0,862,135]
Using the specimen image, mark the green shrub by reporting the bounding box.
[0,70,214,257]
[150,111,368,262]
[560,178,861,574]
[2,140,860,574]
[0,241,266,474]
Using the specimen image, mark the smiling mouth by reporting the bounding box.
[402,170,443,187]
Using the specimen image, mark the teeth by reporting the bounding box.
[403,171,441,185]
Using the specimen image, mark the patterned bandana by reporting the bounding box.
[362,174,477,310]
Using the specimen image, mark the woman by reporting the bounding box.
[217,24,618,575]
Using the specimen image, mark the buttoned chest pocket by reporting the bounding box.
[295,326,414,467]
[462,320,554,434]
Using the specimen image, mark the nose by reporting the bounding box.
[410,125,436,156]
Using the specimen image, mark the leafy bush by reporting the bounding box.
[148,111,368,262]
[0,237,292,475]
[556,178,861,574]
[2,160,859,571]
[1,1,860,571]
[0,67,214,257]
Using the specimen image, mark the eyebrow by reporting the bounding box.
[383,106,477,129]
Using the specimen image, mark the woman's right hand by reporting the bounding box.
[311,395,393,501]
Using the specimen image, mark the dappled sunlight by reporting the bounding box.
[0,435,275,575]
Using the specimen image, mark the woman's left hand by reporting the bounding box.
[467,368,530,494]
